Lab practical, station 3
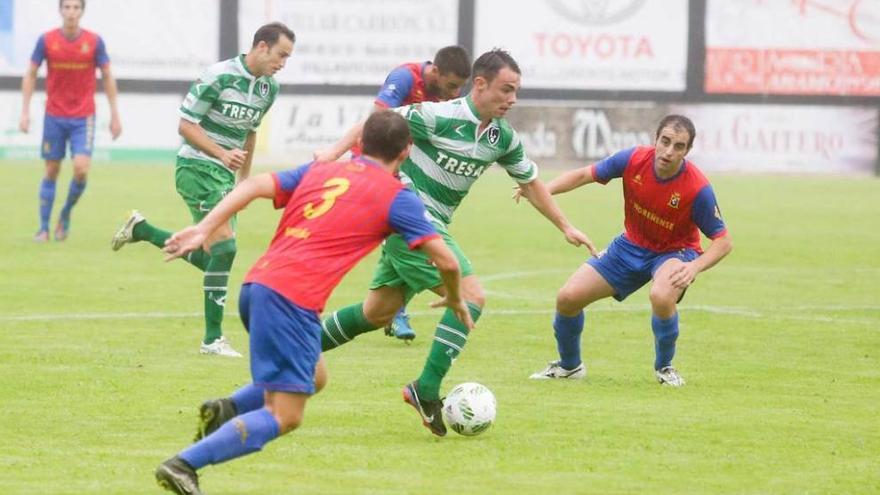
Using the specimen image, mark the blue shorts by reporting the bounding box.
[239,283,321,395]
[42,114,95,160]
[587,234,699,301]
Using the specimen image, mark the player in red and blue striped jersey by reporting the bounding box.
[368,45,471,342]
[154,111,471,494]
[20,0,122,242]
[375,45,471,110]
[522,115,733,386]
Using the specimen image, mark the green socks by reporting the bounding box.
[321,303,378,351]
[417,303,482,400]
[133,221,171,248]
[133,221,210,270]
[203,239,236,344]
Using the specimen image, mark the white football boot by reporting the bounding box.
[200,336,242,358]
[111,210,145,251]
[529,360,586,379]
[655,366,686,386]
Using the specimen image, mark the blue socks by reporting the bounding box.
[38,178,56,232]
[59,178,86,225]
[230,384,265,414]
[652,313,679,370]
[180,408,279,469]
[554,311,585,370]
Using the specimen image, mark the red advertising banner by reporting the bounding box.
[706,48,880,95]
[705,0,880,96]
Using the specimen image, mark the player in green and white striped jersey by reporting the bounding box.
[318,49,599,436]
[110,23,294,358]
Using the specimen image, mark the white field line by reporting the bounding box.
[2,269,877,324]
[2,304,877,325]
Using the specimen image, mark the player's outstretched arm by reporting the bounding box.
[100,65,122,139]
[313,120,365,162]
[518,178,598,257]
[419,238,474,330]
[163,173,275,260]
[513,165,595,203]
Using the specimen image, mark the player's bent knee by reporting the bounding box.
[270,407,305,434]
[649,287,678,313]
[556,287,586,315]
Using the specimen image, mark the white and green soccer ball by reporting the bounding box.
[442,382,496,436]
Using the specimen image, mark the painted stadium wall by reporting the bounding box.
[0,0,878,173]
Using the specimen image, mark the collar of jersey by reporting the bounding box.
[463,95,483,123]
[236,54,256,79]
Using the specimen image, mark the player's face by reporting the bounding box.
[59,0,83,27]
[430,73,468,101]
[257,36,295,76]
[654,125,692,178]
[473,67,520,119]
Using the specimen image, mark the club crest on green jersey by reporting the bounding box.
[258,80,270,98]
[487,126,500,145]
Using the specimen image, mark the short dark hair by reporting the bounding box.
[59,0,85,9]
[472,49,521,84]
[434,46,471,79]
[362,110,411,161]
[655,114,697,149]
[252,22,295,48]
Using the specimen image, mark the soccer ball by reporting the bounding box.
[442,382,496,436]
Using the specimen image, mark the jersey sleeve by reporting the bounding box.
[375,66,415,108]
[179,67,221,124]
[591,147,636,184]
[387,189,440,248]
[496,128,538,184]
[30,35,46,66]
[394,103,435,142]
[271,162,313,209]
[94,36,110,67]
[691,185,727,239]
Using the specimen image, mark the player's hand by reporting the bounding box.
[109,115,122,140]
[220,149,248,170]
[668,261,699,289]
[19,113,29,133]
[429,296,475,330]
[563,226,598,257]
[163,226,207,261]
[313,148,341,162]
[511,185,526,204]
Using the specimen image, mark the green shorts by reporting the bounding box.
[175,156,236,226]
[370,222,474,303]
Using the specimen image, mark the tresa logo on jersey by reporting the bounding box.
[436,151,487,178]
[220,102,262,122]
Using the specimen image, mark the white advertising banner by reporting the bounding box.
[505,101,877,174]
[669,104,878,174]
[0,0,219,80]
[474,0,689,91]
[0,90,182,161]
[257,95,374,166]
[239,0,459,85]
[705,0,880,95]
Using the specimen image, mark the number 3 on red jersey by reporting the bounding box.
[303,177,350,219]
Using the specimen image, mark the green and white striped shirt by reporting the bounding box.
[178,54,279,173]
[393,96,538,225]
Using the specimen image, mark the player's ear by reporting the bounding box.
[398,143,412,162]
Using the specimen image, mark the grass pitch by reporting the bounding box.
[0,161,878,494]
